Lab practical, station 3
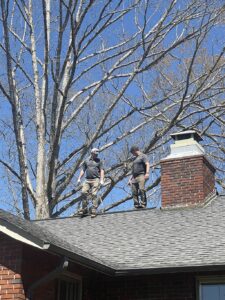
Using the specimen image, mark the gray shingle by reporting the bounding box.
[0,208,111,269]
[36,195,225,271]
[1,196,225,273]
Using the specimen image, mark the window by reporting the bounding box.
[57,274,82,300]
[198,277,225,300]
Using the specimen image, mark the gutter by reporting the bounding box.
[0,222,49,250]
[48,244,115,276]
[0,217,114,275]
[26,256,69,300]
[115,264,225,277]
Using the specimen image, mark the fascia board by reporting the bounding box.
[0,220,50,250]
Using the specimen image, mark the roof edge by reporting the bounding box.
[0,220,49,250]
[0,216,116,275]
[48,244,116,276]
[115,264,225,277]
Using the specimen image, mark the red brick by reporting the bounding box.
[0,234,25,300]
[161,155,215,208]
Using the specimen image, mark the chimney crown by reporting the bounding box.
[170,130,202,142]
[165,130,205,160]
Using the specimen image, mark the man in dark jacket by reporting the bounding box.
[128,146,150,208]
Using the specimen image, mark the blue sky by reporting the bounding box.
[0,0,224,217]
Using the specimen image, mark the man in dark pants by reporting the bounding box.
[77,148,104,217]
[128,146,150,208]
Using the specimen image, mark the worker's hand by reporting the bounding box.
[100,179,104,186]
[127,180,132,186]
[144,173,149,180]
[77,179,81,185]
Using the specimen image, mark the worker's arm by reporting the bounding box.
[100,169,104,185]
[128,175,133,185]
[77,169,85,184]
[144,162,150,180]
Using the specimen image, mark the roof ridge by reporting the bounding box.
[33,206,158,222]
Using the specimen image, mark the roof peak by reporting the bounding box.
[33,206,158,222]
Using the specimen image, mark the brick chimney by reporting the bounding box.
[160,130,216,208]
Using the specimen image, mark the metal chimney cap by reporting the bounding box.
[170,130,203,142]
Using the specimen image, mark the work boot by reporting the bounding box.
[91,207,97,218]
[133,197,140,208]
[78,208,88,217]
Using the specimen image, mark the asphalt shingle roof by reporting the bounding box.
[0,208,111,269]
[36,195,225,272]
[1,195,225,274]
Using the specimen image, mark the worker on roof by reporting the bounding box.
[77,148,104,218]
[128,146,150,209]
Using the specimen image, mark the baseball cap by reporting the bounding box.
[91,148,100,154]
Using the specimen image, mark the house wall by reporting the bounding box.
[84,270,225,300]
[21,244,89,300]
[1,232,225,300]
[0,233,60,300]
[22,245,60,300]
[83,272,196,300]
[0,232,25,300]
[0,233,88,300]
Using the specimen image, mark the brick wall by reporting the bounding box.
[1,231,225,300]
[83,270,225,300]
[0,233,59,300]
[161,155,215,208]
[0,232,25,300]
[22,245,60,300]
[83,272,196,300]
[203,158,216,198]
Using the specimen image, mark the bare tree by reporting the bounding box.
[0,0,224,219]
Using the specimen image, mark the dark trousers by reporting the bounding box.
[131,174,147,207]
